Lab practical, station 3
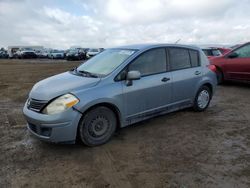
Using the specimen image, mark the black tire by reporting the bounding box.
[216,69,224,84]
[193,86,211,112]
[78,106,117,146]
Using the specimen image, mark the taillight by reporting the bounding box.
[207,64,217,72]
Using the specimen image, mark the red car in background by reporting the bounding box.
[202,48,222,60]
[202,47,232,60]
[217,47,232,54]
[209,42,250,84]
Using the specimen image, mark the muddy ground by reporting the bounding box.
[0,59,250,188]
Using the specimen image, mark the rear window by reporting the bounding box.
[202,49,221,56]
[169,48,191,71]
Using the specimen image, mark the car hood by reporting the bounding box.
[29,72,101,100]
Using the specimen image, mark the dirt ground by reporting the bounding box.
[0,59,250,188]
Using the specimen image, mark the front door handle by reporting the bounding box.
[195,71,201,75]
[161,77,170,82]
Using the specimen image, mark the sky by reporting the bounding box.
[0,0,250,49]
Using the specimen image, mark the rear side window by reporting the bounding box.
[129,48,167,76]
[189,50,199,67]
[169,48,191,71]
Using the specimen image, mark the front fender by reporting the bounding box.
[72,82,125,126]
[74,98,124,127]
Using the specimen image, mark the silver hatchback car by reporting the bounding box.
[23,44,217,146]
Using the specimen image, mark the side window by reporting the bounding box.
[212,50,222,56]
[202,49,212,56]
[128,48,167,76]
[169,48,191,71]
[234,44,250,58]
[189,50,200,67]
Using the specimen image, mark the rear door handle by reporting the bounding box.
[195,71,201,75]
[161,77,170,82]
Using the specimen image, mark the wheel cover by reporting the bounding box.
[88,116,110,138]
[197,90,210,109]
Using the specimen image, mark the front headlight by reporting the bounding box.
[42,94,79,115]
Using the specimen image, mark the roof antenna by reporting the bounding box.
[175,39,181,44]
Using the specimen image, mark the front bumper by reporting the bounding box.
[23,102,82,143]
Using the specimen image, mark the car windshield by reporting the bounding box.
[69,50,77,53]
[77,49,136,76]
[52,50,63,53]
[23,48,33,51]
[89,49,99,52]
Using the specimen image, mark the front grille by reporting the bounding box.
[28,98,47,112]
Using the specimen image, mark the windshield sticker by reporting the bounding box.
[118,50,135,56]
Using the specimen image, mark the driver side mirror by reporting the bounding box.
[126,70,141,86]
[228,52,238,58]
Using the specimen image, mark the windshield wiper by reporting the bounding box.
[78,70,98,78]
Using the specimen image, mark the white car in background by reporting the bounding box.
[14,48,37,59]
[86,48,104,59]
[48,50,64,59]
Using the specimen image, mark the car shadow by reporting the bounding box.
[222,81,250,88]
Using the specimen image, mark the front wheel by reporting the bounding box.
[193,86,211,112]
[78,106,117,146]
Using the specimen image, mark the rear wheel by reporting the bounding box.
[78,106,117,146]
[193,86,211,112]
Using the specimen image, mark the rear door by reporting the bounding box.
[223,44,250,81]
[122,48,172,122]
[168,47,202,104]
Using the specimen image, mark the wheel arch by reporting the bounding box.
[202,82,213,96]
[78,102,122,128]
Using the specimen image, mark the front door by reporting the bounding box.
[122,48,172,123]
[224,44,250,81]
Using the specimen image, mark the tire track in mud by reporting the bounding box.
[92,147,133,187]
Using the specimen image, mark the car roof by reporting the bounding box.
[202,47,220,50]
[112,43,200,51]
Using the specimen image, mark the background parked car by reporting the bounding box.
[48,50,64,59]
[13,48,37,59]
[210,42,250,84]
[0,49,8,58]
[35,50,49,58]
[19,51,37,59]
[217,47,231,55]
[202,48,222,59]
[66,49,86,61]
[86,48,104,59]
